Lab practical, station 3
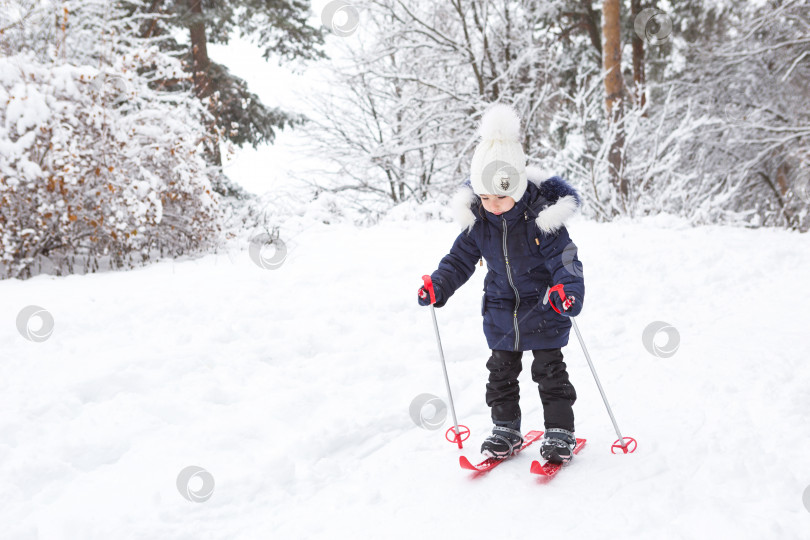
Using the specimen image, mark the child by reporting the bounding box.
[417,103,585,465]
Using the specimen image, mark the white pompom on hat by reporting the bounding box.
[469,103,528,201]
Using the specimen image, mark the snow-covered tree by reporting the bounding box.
[299,0,808,231]
[125,0,326,171]
[296,0,570,214]
[658,0,810,230]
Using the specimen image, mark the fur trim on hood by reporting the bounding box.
[451,165,581,235]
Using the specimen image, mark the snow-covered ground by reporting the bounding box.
[2,210,810,539]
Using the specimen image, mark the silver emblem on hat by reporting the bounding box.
[496,170,511,191]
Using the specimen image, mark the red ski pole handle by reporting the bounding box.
[421,275,436,305]
[548,283,575,315]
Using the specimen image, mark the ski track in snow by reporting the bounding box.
[1,213,809,539]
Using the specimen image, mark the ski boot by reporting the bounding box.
[480,418,524,459]
[540,428,576,465]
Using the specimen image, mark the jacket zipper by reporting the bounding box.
[502,216,520,351]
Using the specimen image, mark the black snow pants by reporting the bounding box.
[485,348,577,432]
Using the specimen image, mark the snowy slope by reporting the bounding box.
[2,211,810,540]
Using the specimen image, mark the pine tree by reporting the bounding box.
[132,0,328,174]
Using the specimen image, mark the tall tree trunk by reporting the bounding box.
[602,0,627,211]
[631,0,646,114]
[188,0,221,166]
[582,0,603,64]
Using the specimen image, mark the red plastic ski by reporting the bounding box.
[529,438,587,477]
[459,430,544,474]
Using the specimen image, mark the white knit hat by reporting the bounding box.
[469,103,527,200]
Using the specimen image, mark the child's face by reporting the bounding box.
[479,194,516,216]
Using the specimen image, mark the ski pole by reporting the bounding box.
[570,317,636,453]
[421,275,469,449]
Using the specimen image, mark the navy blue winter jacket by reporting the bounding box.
[429,166,585,352]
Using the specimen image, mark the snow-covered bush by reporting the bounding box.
[0,1,230,278]
[0,55,224,278]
